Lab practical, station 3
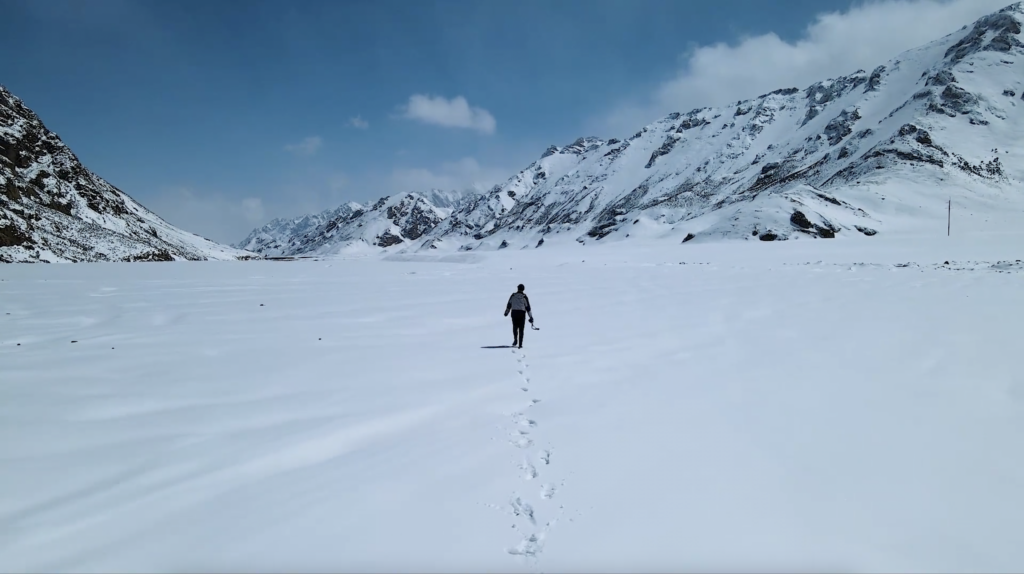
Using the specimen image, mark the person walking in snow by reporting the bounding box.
[504,284,533,349]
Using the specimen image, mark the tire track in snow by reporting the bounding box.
[502,348,562,560]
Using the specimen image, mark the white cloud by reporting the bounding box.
[390,157,509,193]
[597,0,1011,135]
[240,197,265,224]
[284,136,323,155]
[144,173,355,244]
[348,116,369,129]
[400,94,496,134]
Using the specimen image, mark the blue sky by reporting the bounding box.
[0,0,1009,242]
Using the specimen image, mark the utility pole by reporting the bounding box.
[947,198,951,236]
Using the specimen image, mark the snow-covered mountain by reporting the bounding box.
[237,189,479,256]
[242,3,1024,257]
[235,203,361,257]
[0,86,254,263]
[418,3,1024,252]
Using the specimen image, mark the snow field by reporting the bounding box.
[2,234,1024,572]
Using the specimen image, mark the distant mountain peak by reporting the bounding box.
[236,189,481,256]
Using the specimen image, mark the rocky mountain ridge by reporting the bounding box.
[418,3,1024,252]
[241,3,1024,256]
[236,189,477,257]
[0,86,254,263]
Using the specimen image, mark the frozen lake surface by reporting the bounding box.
[2,234,1024,572]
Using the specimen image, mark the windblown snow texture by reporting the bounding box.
[0,87,254,263]
[3,233,1024,572]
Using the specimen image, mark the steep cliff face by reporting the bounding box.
[0,86,253,263]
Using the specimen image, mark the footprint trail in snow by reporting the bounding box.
[499,348,563,561]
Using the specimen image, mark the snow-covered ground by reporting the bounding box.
[3,231,1024,572]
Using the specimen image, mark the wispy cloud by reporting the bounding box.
[148,173,356,244]
[239,197,266,224]
[390,157,509,193]
[348,115,369,129]
[284,136,323,155]
[327,172,350,192]
[146,187,269,244]
[594,0,1011,135]
[400,94,496,134]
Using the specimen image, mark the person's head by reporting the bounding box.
[517,284,525,292]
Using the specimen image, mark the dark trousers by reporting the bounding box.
[510,310,526,345]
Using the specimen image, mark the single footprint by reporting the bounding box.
[511,437,534,449]
[510,496,536,525]
[521,387,529,392]
[508,534,542,557]
[531,399,541,404]
[512,412,534,424]
[540,450,551,465]
[521,462,538,480]
[541,484,557,499]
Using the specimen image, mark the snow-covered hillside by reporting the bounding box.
[0,86,254,263]
[235,203,361,257]
[423,3,1024,252]
[238,189,479,257]
[3,233,1024,572]
[241,3,1024,257]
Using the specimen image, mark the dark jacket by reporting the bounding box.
[505,292,533,321]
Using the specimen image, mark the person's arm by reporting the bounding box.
[524,295,534,322]
[504,294,512,316]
